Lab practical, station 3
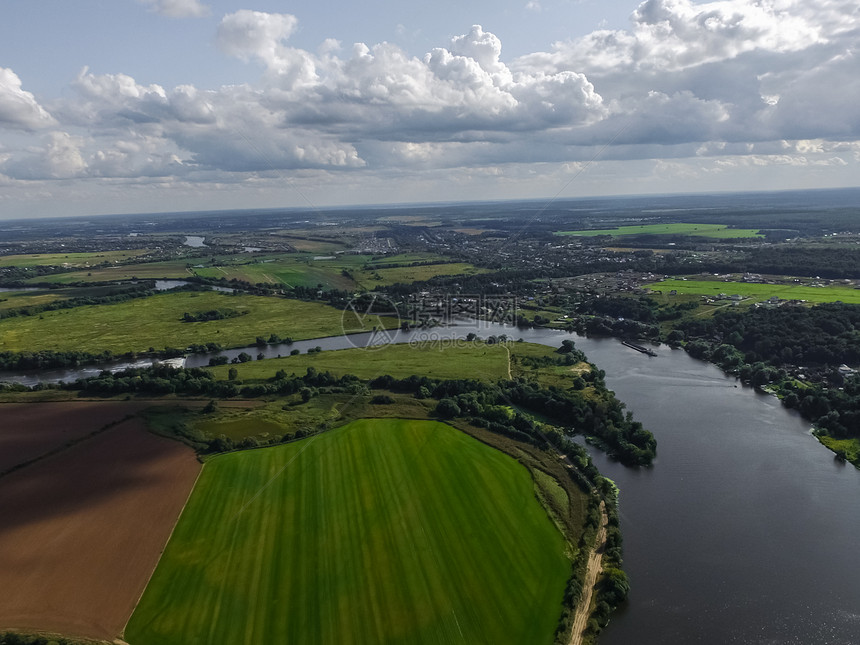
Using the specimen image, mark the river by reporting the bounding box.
[1,323,858,641]
[567,337,860,645]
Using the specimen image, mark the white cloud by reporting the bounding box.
[1,131,87,179]
[140,0,209,18]
[0,67,56,130]
[5,3,860,207]
[520,0,822,74]
[216,10,305,78]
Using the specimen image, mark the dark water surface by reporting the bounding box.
[567,337,860,645]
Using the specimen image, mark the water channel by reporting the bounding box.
[1,322,858,642]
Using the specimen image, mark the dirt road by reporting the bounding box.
[569,501,608,645]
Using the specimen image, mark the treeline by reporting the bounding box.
[0,283,157,319]
[370,367,656,466]
[72,364,359,400]
[677,303,860,442]
[582,484,629,642]
[181,308,244,322]
[741,246,860,279]
[0,349,121,370]
[0,341,226,371]
[679,303,860,367]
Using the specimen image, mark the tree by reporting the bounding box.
[435,398,461,418]
[228,367,238,381]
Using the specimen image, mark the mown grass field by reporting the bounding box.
[209,340,513,382]
[555,223,763,238]
[0,291,396,354]
[648,278,860,304]
[125,419,570,645]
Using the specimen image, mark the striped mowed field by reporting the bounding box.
[125,419,570,645]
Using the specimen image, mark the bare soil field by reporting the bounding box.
[0,417,200,640]
[0,401,149,473]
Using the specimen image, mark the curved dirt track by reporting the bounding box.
[569,501,608,645]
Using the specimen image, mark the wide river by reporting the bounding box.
[567,335,860,645]
[2,322,858,642]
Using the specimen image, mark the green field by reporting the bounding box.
[649,278,860,304]
[555,223,763,238]
[0,249,150,268]
[30,251,485,291]
[0,290,67,312]
[125,419,570,645]
[26,258,198,284]
[356,262,487,288]
[0,291,397,354]
[209,340,512,382]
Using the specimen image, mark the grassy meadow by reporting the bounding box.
[209,340,513,382]
[26,258,198,284]
[0,290,67,312]
[0,249,150,268]
[649,278,860,304]
[555,223,763,238]
[0,291,397,354]
[125,419,571,645]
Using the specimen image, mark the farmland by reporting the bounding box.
[25,251,487,291]
[356,261,487,287]
[0,401,148,473]
[25,258,199,284]
[555,223,763,238]
[0,413,200,641]
[125,419,571,645]
[0,291,397,354]
[0,250,150,268]
[648,278,860,304]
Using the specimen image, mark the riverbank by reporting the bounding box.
[569,502,607,645]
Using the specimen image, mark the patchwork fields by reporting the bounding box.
[126,419,571,645]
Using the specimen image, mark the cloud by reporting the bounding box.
[0,67,56,130]
[5,3,860,202]
[216,11,304,75]
[1,131,87,179]
[140,0,209,18]
[519,0,822,74]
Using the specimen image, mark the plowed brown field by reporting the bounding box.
[0,401,150,473]
[0,415,200,640]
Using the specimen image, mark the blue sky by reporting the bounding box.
[1,0,859,218]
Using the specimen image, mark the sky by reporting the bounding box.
[1,0,859,219]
